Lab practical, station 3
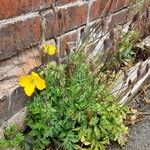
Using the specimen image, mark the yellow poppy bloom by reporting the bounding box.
[19,72,46,96]
[43,45,58,55]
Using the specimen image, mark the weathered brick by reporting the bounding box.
[0,97,9,124]
[0,87,29,125]
[44,2,88,39]
[115,0,128,11]
[57,30,78,57]
[89,0,108,22]
[0,47,42,124]
[89,0,128,22]
[55,0,76,6]
[0,0,54,20]
[0,15,41,61]
[0,48,42,89]
[2,107,27,131]
[107,0,128,13]
[89,0,102,21]
[89,0,125,21]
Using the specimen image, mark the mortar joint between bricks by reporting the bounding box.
[0,12,40,28]
[40,14,46,44]
[86,0,93,25]
[56,1,88,10]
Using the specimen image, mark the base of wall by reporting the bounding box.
[1,59,149,139]
[0,107,27,139]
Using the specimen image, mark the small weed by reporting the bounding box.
[0,125,24,149]
[21,52,129,150]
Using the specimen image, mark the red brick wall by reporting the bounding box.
[0,0,129,124]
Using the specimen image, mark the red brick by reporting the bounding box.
[55,0,76,6]
[89,0,128,22]
[107,0,127,13]
[89,0,110,22]
[108,0,117,12]
[58,31,78,57]
[0,0,54,20]
[44,2,88,39]
[107,1,126,14]
[115,0,127,11]
[101,0,118,14]
[0,16,41,61]
[89,0,127,22]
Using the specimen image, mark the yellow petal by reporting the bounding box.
[31,72,40,78]
[43,45,56,55]
[19,75,32,87]
[31,72,46,90]
[24,84,35,96]
[35,78,46,90]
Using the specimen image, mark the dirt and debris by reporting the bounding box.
[108,118,150,150]
[108,78,150,150]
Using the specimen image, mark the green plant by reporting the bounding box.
[0,125,24,149]
[0,0,148,149]
[118,31,140,62]
[102,30,139,73]
[23,52,129,150]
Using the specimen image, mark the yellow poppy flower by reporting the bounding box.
[43,45,58,55]
[31,72,46,90]
[19,72,46,96]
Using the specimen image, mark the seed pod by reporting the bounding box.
[123,70,128,80]
[109,30,115,40]
[132,11,140,23]
[146,63,149,73]
[146,8,149,20]
[58,10,62,19]
[137,68,141,78]
[128,79,132,87]
[103,39,112,50]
